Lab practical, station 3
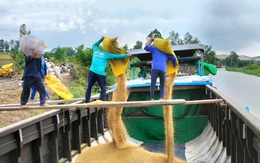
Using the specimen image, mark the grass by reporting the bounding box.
[226,67,260,77]
[0,53,13,65]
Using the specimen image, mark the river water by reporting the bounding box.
[211,68,260,120]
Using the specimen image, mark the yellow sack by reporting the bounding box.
[103,37,130,77]
[154,38,179,76]
[154,38,174,55]
[45,74,73,100]
[2,63,13,69]
[166,60,178,76]
[0,63,13,74]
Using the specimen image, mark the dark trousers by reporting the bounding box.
[30,86,50,100]
[85,71,106,103]
[21,76,46,105]
[150,69,165,99]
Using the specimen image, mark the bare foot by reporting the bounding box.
[159,98,165,100]
[41,103,49,107]
[21,105,28,108]
[151,99,154,101]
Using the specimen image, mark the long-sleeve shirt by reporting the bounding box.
[144,45,168,72]
[41,56,47,76]
[90,39,128,76]
[23,55,44,79]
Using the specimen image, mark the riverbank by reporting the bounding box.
[226,66,260,77]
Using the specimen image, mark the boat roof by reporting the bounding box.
[128,44,205,61]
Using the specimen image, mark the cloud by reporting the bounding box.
[196,0,260,56]
[0,0,260,57]
[237,42,260,56]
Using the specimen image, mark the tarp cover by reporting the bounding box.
[122,89,208,143]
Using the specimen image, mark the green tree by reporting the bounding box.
[183,32,200,44]
[0,39,4,52]
[43,51,53,59]
[168,31,200,45]
[13,40,19,51]
[9,40,15,51]
[66,47,76,56]
[74,44,93,75]
[10,51,25,72]
[169,31,182,45]
[123,44,128,51]
[133,40,143,49]
[19,24,31,36]
[147,29,163,40]
[225,51,239,67]
[204,50,218,65]
[203,45,218,65]
[4,41,10,52]
[9,39,19,52]
[53,47,67,63]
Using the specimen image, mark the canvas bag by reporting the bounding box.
[19,35,47,58]
[154,38,179,76]
[103,37,130,77]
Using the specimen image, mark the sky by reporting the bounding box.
[0,0,260,57]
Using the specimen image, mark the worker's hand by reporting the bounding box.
[127,52,132,57]
[146,37,154,46]
[43,77,46,83]
[31,50,38,58]
[101,36,105,40]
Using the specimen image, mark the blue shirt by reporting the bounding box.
[144,45,168,72]
[41,56,47,76]
[90,39,128,76]
[23,55,44,79]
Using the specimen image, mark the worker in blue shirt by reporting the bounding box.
[144,37,176,101]
[85,36,131,103]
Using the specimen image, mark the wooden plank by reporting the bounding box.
[0,99,224,111]
[0,90,114,107]
[0,98,84,107]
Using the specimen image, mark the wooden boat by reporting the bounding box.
[0,44,259,162]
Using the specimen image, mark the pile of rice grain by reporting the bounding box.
[75,142,186,163]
